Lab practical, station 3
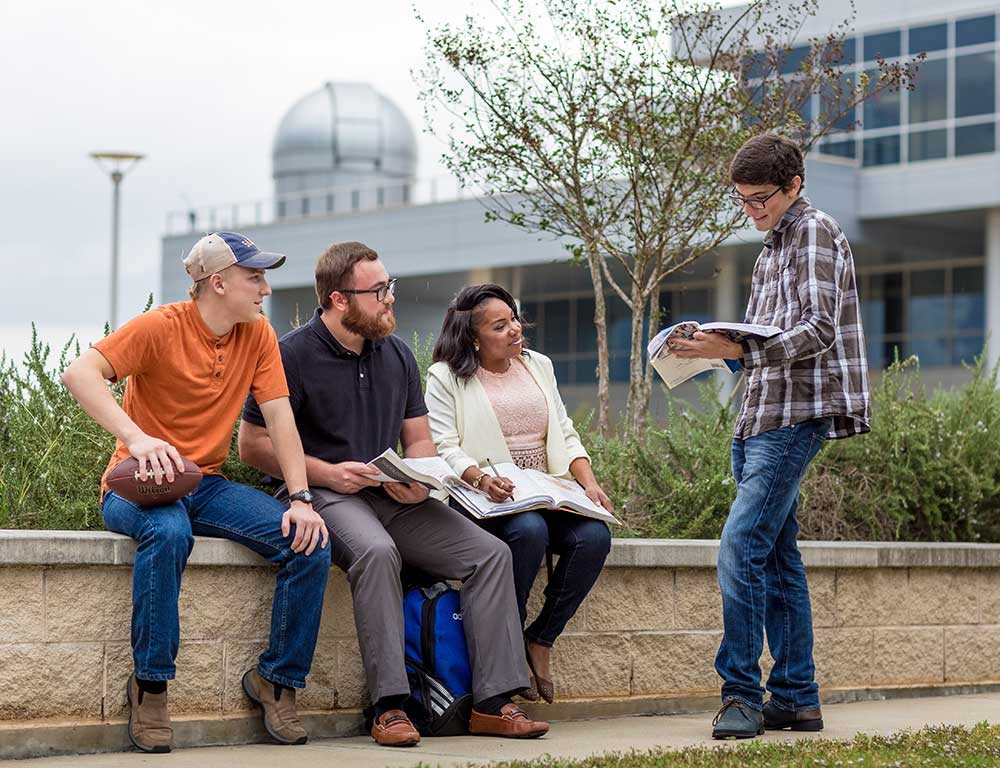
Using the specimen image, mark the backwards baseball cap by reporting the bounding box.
[183,231,286,282]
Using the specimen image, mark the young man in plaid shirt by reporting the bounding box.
[672,133,871,739]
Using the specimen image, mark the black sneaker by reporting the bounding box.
[762,699,824,731]
[712,697,764,739]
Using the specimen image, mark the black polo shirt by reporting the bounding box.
[242,308,428,464]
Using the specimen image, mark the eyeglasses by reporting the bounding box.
[336,278,397,302]
[728,186,783,210]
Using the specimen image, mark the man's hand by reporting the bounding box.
[583,482,615,513]
[670,331,744,361]
[281,500,329,555]
[325,462,382,494]
[383,482,430,505]
[126,434,185,484]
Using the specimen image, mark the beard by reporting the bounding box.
[342,300,396,339]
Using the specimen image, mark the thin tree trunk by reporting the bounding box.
[637,289,661,424]
[624,278,646,437]
[584,242,610,435]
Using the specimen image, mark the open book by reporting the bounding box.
[366,449,620,526]
[646,321,783,389]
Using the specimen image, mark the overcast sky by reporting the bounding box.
[0,0,476,361]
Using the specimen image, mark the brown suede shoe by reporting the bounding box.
[125,674,172,753]
[469,703,549,739]
[242,669,308,745]
[371,709,421,747]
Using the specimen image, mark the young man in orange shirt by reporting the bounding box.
[62,232,331,753]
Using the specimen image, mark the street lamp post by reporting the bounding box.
[90,152,145,329]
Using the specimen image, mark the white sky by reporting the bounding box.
[0,0,746,363]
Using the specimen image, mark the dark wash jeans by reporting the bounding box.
[102,474,331,688]
[475,508,611,647]
[715,417,832,711]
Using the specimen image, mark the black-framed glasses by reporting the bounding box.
[336,278,397,302]
[728,186,783,210]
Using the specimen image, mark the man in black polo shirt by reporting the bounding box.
[239,241,548,746]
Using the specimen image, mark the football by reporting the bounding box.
[107,455,203,506]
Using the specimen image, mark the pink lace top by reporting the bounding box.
[476,357,549,472]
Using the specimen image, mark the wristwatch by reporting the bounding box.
[287,489,314,504]
[470,473,488,490]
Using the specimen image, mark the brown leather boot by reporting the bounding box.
[469,703,549,738]
[125,674,172,753]
[370,709,421,747]
[242,669,308,745]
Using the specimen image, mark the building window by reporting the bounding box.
[909,128,947,161]
[909,23,948,54]
[955,121,996,156]
[955,52,996,118]
[863,30,901,61]
[863,134,901,166]
[955,14,995,47]
[821,138,857,158]
[780,45,811,74]
[908,58,947,123]
[863,69,901,128]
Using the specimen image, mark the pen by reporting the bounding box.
[485,458,514,500]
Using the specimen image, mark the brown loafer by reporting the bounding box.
[125,674,172,753]
[371,709,421,747]
[242,669,308,745]
[469,703,549,739]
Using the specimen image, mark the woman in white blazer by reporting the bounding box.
[425,284,613,704]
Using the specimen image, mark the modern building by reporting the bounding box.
[161,0,1000,414]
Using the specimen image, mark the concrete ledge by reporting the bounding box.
[3,530,999,568]
[4,683,1000,761]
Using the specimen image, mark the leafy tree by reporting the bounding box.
[417,0,920,434]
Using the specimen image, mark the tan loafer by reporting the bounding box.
[125,674,172,753]
[242,669,308,745]
[469,703,549,739]
[371,709,421,747]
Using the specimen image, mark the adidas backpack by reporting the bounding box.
[402,582,473,736]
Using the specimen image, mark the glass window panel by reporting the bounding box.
[956,53,996,117]
[909,269,948,335]
[953,266,985,330]
[821,76,857,131]
[956,122,995,156]
[609,354,629,383]
[953,335,986,365]
[541,299,571,354]
[576,297,597,352]
[822,37,856,66]
[863,134,901,166]
[866,336,885,369]
[908,129,947,161]
[870,273,904,334]
[678,288,711,324]
[909,23,948,54]
[863,69,900,128]
[551,359,571,384]
[864,30,901,61]
[821,139,857,158]
[745,52,767,80]
[956,15,995,47]
[908,58,947,123]
[910,337,950,367]
[573,357,598,385]
[780,45,810,74]
[606,299,632,356]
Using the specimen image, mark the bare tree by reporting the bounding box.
[417,0,921,435]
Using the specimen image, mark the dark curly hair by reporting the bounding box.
[730,132,805,191]
[432,284,528,381]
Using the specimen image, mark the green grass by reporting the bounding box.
[448,723,1000,767]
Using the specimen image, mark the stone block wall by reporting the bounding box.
[1,533,998,744]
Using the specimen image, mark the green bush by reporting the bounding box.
[2,321,999,543]
[584,354,1000,542]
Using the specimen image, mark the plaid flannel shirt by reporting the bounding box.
[734,197,871,441]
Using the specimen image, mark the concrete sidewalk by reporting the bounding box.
[4,693,998,767]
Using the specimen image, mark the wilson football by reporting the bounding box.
[107,455,203,506]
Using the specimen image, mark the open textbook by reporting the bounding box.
[366,449,621,526]
[646,321,783,389]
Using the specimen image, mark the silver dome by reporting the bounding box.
[272,82,417,181]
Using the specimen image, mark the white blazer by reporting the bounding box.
[425,351,589,480]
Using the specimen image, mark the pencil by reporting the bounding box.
[485,458,514,500]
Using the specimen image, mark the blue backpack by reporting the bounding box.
[402,582,473,736]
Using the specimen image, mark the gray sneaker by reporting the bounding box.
[712,697,764,739]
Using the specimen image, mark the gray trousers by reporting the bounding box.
[285,486,529,704]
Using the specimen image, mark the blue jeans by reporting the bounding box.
[715,417,831,711]
[102,474,331,688]
[477,509,611,647]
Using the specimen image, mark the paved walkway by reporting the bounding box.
[5,693,999,767]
